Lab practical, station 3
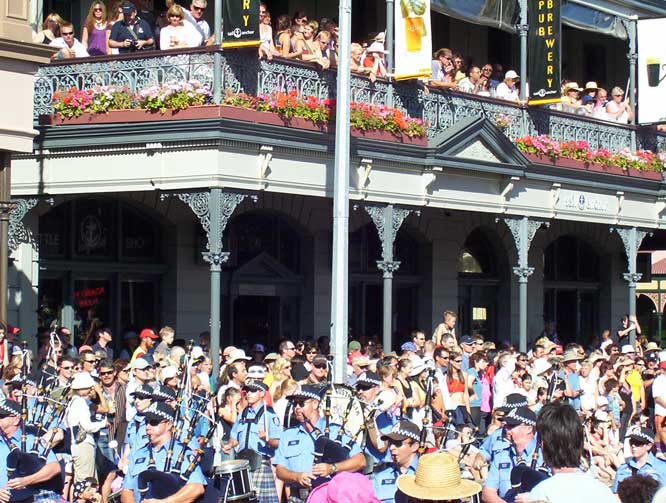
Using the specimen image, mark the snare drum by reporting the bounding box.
[214,460,255,502]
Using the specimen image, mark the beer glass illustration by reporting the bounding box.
[402,0,427,53]
[647,57,666,87]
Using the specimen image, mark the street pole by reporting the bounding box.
[206,188,226,381]
[330,0,352,383]
[518,0,528,100]
[386,0,394,107]
[213,0,222,104]
[0,155,10,323]
[627,18,638,151]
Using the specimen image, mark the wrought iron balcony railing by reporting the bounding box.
[34,47,665,154]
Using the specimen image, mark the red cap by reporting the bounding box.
[659,361,666,370]
[7,325,21,335]
[139,328,158,340]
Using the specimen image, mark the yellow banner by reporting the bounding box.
[394,0,432,81]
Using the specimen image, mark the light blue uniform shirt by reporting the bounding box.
[479,427,504,461]
[364,410,397,465]
[0,428,59,487]
[274,417,361,484]
[231,404,281,458]
[484,436,543,498]
[125,415,147,449]
[122,438,207,501]
[373,455,419,503]
[612,453,666,492]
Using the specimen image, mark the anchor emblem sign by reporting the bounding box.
[79,215,106,254]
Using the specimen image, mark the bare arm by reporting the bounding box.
[121,489,136,503]
[82,26,89,47]
[482,487,507,503]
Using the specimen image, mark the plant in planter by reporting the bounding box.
[493,114,512,131]
[515,135,561,159]
[88,85,133,114]
[52,87,95,118]
[349,102,426,137]
[136,80,211,114]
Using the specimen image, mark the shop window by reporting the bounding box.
[459,229,497,276]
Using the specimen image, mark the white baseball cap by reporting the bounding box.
[621,344,636,354]
[227,348,251,363]
[505,70,519,79]
[71,372,96,390]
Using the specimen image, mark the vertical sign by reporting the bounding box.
[222,0,260,48]
[528,0,561,105]
[637,18,666,124]
[394,0,432,80]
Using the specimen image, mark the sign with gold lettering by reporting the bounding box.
[222,0,260,49]
[528,0,561,105]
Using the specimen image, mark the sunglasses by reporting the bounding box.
[286,347,296,351]
[61,366,74,370]
[307,351,318,355]
[62,32,74,36]
[453,359,462,363]
[192,6,205,11]
[292,399,308,408]
[83,359,97,363]
[99,370,115,376]
[313,363,327,369]
[629,439,649,447]
[388,439,412,447]
[438,356,449,360]
[94,7,103,11]
[147,418,167,427]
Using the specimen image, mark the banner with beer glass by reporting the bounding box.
[222,0,261,49]
[637,18,666,124]
[527,0,561,105]
[394,0,433,80]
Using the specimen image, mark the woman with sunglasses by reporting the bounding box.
[268,356,292,399]
[303,342,318,370]
[605,86,634,124]
[159,4,202,50]
[33,12,65,44]
[82,2,111,56]
[446,351,471,426]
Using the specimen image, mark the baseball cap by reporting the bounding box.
[348,340,362,352]
[352,356,370,367]
[121,2,136,14]
[227,348,251,363]
[380,420,421,442]
[252,343,265,353]
[621,344,636,354]
[160,365,178,379]
[460,335,474,346]
[71,372,96,390]
[247,364,267,379]
[401,341,417,353]
[132,357,152,370]
[140,328,158,340]
[505,70,519,79]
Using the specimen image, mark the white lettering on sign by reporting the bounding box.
[558,191,611,213]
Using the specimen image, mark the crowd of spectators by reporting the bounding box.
[34,1,636,124]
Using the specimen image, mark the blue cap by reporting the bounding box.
[401,341,417,352]
[122,2,136,14]
[460,335,474,345]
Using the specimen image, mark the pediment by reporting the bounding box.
[232,251,300,281]
[429,115,529,167]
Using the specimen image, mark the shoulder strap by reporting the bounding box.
[242,405,265,450]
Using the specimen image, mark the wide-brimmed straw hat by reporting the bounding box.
[396,452,481,500]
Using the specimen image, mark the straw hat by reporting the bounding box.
[396,452,481,501]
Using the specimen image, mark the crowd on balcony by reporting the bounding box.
[34,0,638,125]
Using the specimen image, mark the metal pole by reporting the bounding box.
[518,277,528,352]
[213,0,223,104]
[0,155,10,323]
[383,275,392,349]
[628,281,637,346]
[386,0,394,107]
[208,188,223,381]
[330,0,352,383]
[627,19,637,150]
[659,288,663,343]
[518,0,528,100]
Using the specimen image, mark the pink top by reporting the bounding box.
[481,374,492,412]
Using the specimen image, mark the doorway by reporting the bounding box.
[233,296,279,348]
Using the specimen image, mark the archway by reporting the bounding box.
[543,235,600,343]
[223,210,308,347]
[37,197,167,349]
[458,227,511,341]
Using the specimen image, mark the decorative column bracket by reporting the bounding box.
[359,204,419,278]
[497,216,550,274]
[610,226,652,283]
[8,198,54,253]
[161,189,257,268]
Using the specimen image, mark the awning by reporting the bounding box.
[431,0,666,39]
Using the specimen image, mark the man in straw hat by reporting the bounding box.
[527,402,614,502]
[396,451,481,502]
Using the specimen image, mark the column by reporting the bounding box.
[363,204,414,352]
[498,216,549,352]
[0,155,10,323]
[611,226,651,346]
[163,189,256,379]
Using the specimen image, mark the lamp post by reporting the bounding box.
[329,0,352,382]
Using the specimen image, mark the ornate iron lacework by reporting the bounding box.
[33,52,666,152]
[8,199,39,253]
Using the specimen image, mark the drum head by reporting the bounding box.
[317,384,364,444]
[216,459,250,474]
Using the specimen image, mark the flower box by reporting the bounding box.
[40,105,222,125]
[219,105,329,132]
[523,152,663,181]
[351,127,428,146]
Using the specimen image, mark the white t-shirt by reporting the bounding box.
[653,374,666,416]
[49,37,89,58]
[495,82,519,102]
[159,23,203,50]
[528,471,615,502]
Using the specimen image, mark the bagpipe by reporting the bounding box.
[137,342,220,503]
[308,383,365,488]
[504,434,550,502]
[6,335,68,502]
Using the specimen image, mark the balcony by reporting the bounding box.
[33,47,666,154]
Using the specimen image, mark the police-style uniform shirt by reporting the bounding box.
[274,417,362,485]
[373,455,419,503]
[479,427,504,461]
[364,411,397,466]
[484,436,543,498]
[0,427,59,487]
[612,453,666,492]
[231,403,281,458]
[122,438,207,501]
[125,415,147,449]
